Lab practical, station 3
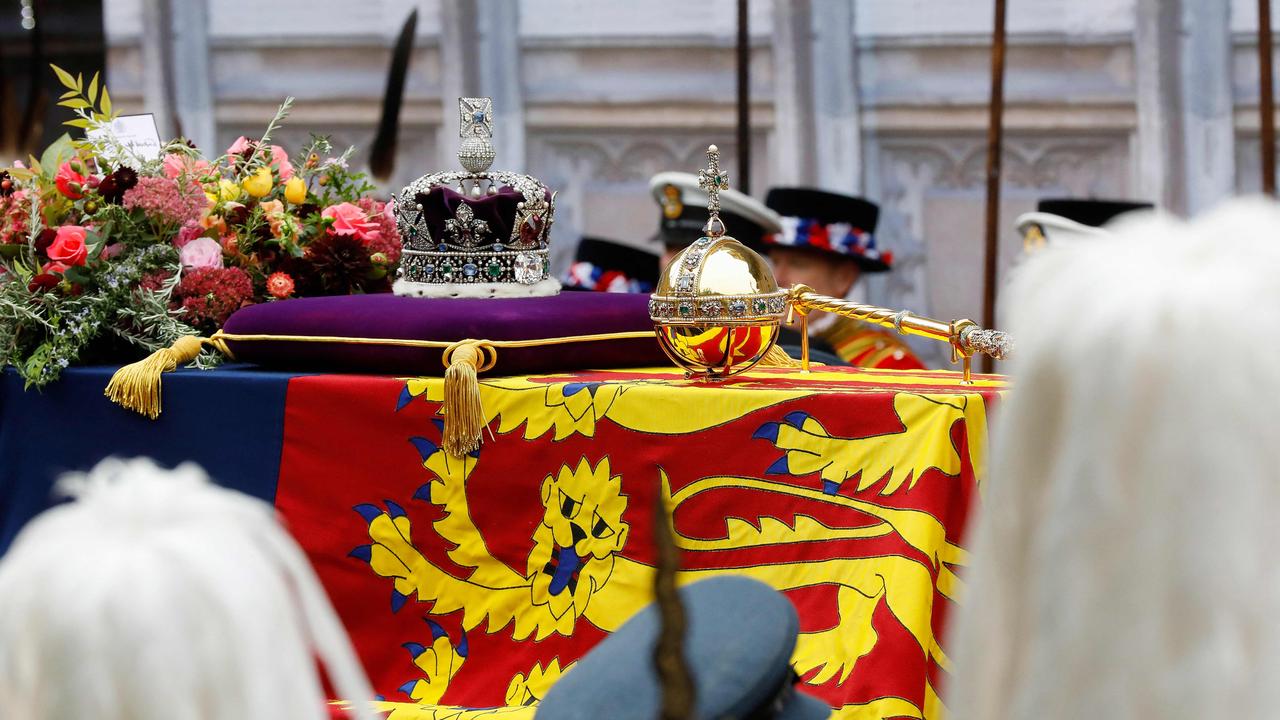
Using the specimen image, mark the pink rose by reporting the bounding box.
[162,153,211,180]
[269,145,294,180]
[47,226,89,266]
[42,260,70,275]
[179,236,224,270]
[174,222,204,248]
[226,136,253,156]
[322,202,381,243]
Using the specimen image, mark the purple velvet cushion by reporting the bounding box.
[219,293,667,375]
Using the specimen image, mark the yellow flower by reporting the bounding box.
[242,168,273,198]
[218,179,241,202]
[283,176,306,204]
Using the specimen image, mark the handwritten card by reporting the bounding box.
[88,114,164,163]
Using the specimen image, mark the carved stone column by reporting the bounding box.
[812,0,862,193]
[1179,0,1234,215]
[138,0,175,140]
[438,0,525,172]
[169,0,215,152]
[1134,0,1234,215]
[770,0,816,187]
[771,0,862,193]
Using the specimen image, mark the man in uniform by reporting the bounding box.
[763,187,924,370]
[648,171,781,269]
[1016,198,1154,250]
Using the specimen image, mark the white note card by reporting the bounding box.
[89,114,164,163]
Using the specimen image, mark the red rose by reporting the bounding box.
[27,273,60,292]
[55,162,87,200]
[42,260,70,275]
[47,226,88,266]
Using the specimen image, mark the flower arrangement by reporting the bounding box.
[0,66,400,386]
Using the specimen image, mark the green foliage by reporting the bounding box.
[51,65,117,130]
[0,243,196,388]
[38,134,77,175]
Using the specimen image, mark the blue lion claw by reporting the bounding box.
[783,411,812,428]
[766,456,791,476]
[409,436,439,462]
[753,422,780,442]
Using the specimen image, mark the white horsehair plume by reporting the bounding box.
[947,197,1280,720]
[0,458,378,720]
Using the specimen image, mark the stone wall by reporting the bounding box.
[102,0,1276,366]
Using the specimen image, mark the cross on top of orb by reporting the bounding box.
[697,144,730,237]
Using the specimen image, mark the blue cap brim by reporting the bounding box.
[776,689,833,720]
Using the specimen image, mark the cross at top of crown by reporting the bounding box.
[697,144,730,237]
[459,97,493,138]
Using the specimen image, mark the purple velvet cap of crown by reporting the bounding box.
[220,292,666,375]
[411,184,551,247]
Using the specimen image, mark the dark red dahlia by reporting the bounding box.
[33,228,57,255]
[223,203,251,227]
[303,232,376,295]
[98,166,139,205]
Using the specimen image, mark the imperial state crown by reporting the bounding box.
[394,97,559,298]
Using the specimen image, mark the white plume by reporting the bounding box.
[948,198,1280,720]
[0,458,378,720]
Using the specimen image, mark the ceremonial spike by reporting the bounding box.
[696,145,730,238]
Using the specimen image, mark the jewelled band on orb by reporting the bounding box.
[648,290,789,325]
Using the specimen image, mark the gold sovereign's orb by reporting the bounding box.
[648,235,789,379]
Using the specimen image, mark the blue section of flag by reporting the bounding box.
[0,365,295,556]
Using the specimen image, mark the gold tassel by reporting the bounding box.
[104,335,209,419]
[440,340,496,457]
[759,343,802,369]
